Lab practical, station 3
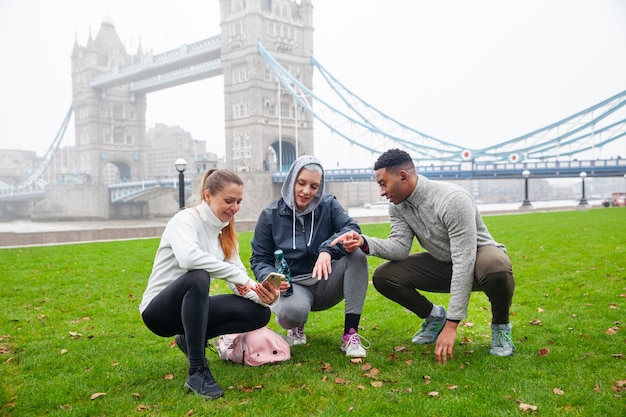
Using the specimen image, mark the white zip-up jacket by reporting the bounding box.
[140,200,269,313]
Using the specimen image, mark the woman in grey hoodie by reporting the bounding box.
[250,155,370,357]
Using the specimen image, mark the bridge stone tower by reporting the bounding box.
[70,20,148,184]
[220,0,314,172]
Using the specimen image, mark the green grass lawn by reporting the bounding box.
[1,208,625,416]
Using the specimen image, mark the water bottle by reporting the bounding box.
[274,249,293,297]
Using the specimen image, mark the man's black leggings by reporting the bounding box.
[142,270,270,369]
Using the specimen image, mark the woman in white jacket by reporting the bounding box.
[140,168,279,400]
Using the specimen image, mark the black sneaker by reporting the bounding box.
[184,367,225,400]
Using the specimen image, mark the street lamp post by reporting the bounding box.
[521,170,532,208]
[175,158,188,210]
[578,171,588,206]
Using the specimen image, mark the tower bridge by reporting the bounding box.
[1,0,625,221]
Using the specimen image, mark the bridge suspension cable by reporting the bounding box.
[0,105,73,193]
[258,41,626,165]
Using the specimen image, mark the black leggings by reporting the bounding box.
[141,270,271,369]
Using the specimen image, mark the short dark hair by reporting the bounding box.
[374,149,415,173]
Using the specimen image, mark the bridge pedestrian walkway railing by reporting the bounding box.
[272,159,626,182]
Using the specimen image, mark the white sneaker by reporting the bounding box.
[341,328,370,358]
[287,326,307,345]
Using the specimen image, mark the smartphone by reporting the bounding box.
[263,272,286,288]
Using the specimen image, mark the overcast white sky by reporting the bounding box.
[1,0,625,168]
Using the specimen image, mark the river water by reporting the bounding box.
[0,199,601,234]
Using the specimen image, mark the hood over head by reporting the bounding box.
[281,155,325,215]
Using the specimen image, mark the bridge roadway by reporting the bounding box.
[2,158,625,204]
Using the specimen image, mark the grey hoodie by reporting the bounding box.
[280,155,326,249]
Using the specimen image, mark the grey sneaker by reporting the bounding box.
[489,323,515,357]
[185,367,225,400]
[412,306,446,344]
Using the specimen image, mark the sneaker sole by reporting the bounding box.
[185,383,225,400]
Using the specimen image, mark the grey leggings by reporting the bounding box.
[372,245,514,324]
[271,249,369,329]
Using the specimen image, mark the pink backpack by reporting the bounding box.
[216,327,291,366]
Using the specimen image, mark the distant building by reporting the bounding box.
[0,149,41,190]
[146,123,220,179]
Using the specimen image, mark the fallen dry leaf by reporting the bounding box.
[448,385,458,390]
[529,319,542,326]
[335,378,347,385]
[164,374,174,380]
[350,357,363,364]
[90,392,106,400]
[137,405,148,411]
[321,362,332,372]
[133,392,141,399]
[613,380,626,392]
[405,359,413,365]
[371,381,383,388]
[363,368,379,378]
[553,388,564,395]
[394,345,406,352]
[60,349,68,355]
[428,391,439,397]
[605,327,617,335]
[69,331,82,339]
[186,409,194,416]
[519,403,538,411]
[537,308,544,313]
[538,347,550,357]
[361,363,372,371]
[357,384,365,390]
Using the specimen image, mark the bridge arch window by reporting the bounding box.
[79,106,89,120]
[103,127,111,143]
[113,105,123,119]
[233,131,252,159]
[280,101,290,118]
[114,130,124,144]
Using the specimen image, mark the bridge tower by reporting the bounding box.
[219,0,314,172]
[70,19,148,184]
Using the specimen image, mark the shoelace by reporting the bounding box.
[346,332,371,350]
[296,326,305,338]
[494,330,515,349]
[419,316,443,334]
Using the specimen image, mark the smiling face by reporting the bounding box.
[205,183,243,222]
[294,168,322,211]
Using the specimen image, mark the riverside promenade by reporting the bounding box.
[0,200,598,248]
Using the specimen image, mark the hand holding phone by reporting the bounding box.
[262,272,285,290]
